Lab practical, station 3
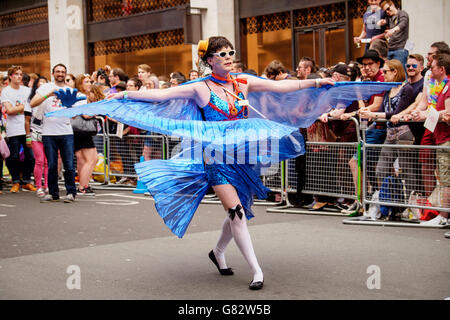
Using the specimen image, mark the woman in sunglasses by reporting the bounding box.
[360,59,417,200]
[65,74,76,89]
[103,36,334,291]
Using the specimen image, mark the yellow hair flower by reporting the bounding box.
[198,39,209,58]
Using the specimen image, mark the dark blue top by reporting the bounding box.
[364,8,386,39]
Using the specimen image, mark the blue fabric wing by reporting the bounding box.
[47,81,399,130]
[134,158,271,238]
[135,159,209,238]
[246,81,401,128]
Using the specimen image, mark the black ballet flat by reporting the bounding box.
[209,250,234,276]
[249,279,264,290]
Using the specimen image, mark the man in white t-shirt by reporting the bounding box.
[30,64,80,203]
[0,65,36,193]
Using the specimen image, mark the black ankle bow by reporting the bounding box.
[228,204,243,220]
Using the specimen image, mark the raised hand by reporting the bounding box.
[54,88,86,107]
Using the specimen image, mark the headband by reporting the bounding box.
[198,39,209,58]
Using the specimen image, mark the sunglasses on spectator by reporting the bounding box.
[212,50,235,58]
[406,64,418,69]
[382,69,395,74]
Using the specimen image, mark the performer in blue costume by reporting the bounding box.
[47,36,400,291]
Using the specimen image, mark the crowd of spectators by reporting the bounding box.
[0,0,448,225]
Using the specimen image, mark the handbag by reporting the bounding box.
[31,130,42,142]
[71,116,97,136]
[0,137,10,159]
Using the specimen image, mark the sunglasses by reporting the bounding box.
[406,64,418,69]
[382,69,395,74]
[212,50,235,58]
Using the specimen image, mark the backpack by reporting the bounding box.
[379,176,405,220]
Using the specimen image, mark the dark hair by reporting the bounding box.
[170,71,186,80]
[22,73,30,86]
[431,41,450,55]
[300,57,318,73]
[234,61,247,72]
[434,54,450,75]
[96,69,110,87]
[369,39,389,59]
[28,74,48,101]
[52,63,67,74]
[115,81,127,92]
[348,61,362,81]
[128,76,142,90]
[112,68,129,82]
[264,60,286,79]
[201,36,234,65]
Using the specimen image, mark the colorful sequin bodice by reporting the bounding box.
[202,91,248,121]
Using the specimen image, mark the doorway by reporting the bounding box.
[295,23,347,69]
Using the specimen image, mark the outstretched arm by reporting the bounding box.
[246,76,334,93]
[107,82,202,104]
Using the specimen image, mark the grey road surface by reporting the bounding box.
[0,190,449,300]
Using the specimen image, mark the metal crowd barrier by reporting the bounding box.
[83,118,449,228]
[267,117,361,215]
[91,120,284,204]
[345,119,450,228]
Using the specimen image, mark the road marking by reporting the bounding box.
[94,193,154,201]
[0,204,16,208]
[0,214,7,217]
[96,199,139,206]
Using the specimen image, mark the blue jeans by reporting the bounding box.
[388,49,409,69]
[43,135,77,199]
[6,135,35,184]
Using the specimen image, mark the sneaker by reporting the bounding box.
[10,183,20,193]
[63,193,75,203]
[78,185,95,196]
[36,188,46,197]
[341,201,360,214]
[420,215,448,226]
[22,183,37,192]
[117,177,128,184]
[44,188,49,193]
[40,194,59,203]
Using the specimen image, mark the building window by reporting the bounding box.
[0,5,48,29]
[0,40,50,79]
[241,12,292,75]
[86,0,190,22]
[88,29,192,78]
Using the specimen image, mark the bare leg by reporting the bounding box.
[213,184,263,283]
[78,148,98,188]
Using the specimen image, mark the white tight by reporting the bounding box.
[213,204,263,283]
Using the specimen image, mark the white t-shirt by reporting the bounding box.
[36,83,73,136]
[0,85,31,137]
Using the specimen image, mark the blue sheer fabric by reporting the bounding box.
[47,78,400,238]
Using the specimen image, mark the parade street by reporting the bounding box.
[0,189,449,300]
